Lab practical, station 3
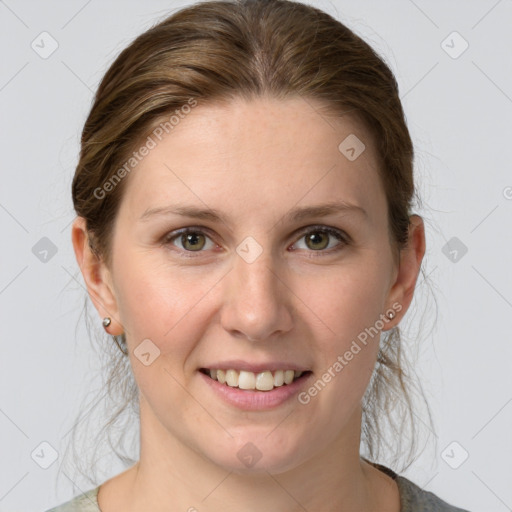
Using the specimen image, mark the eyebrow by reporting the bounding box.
[139,201,368,224]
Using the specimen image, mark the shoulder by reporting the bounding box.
[395,474,471,512]
[44,486,100,512]
[365,459,471,512]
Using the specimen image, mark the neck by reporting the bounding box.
[100,399,395,512]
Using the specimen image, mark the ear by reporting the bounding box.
[383,214,426,329]
[71,216,124,335]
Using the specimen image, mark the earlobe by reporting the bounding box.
[71,217,124,335]
[384,214,426,326]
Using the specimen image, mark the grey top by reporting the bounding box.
[45,485,99,512]
[44,462,471,511]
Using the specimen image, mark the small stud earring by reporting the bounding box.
[101,317,128,356]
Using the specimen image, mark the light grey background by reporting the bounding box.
[1,1,511,511]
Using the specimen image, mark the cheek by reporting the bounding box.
[300,258,389,403]
[308,258,389,347]
[114,255,217,353]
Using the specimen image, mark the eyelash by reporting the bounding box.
[161,225,350,259]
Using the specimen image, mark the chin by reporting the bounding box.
[203,435,306,476]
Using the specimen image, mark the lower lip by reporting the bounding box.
[198,370,312,410]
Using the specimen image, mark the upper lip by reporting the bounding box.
[200,360,311,373]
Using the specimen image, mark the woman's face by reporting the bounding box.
[86,96,413,474]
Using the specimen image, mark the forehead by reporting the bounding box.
[119,96,385,226]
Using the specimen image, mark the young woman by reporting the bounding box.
[47,0,470,510]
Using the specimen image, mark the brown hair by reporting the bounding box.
[61,0,436,489]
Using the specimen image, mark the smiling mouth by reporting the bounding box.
[199,368,312,392]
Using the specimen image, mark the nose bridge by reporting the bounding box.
[221,241,292,341]
[237,247,277,301]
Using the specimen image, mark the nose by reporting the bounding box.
[220,248,294,342]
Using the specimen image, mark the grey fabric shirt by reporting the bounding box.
[44,462,471,511]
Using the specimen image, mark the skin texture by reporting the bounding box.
[72,96,425,512]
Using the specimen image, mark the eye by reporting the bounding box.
[162,225,349,258]
[291,226,348,254]
[164,228,216,255]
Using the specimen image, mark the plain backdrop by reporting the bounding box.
[0,1,511,511]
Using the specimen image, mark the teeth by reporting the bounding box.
[284,369,295,385]
[204,368,306,391]
[238,370,256,389]
[255,371,274,391]
[225,369,239,387]
[274,370,284,386]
